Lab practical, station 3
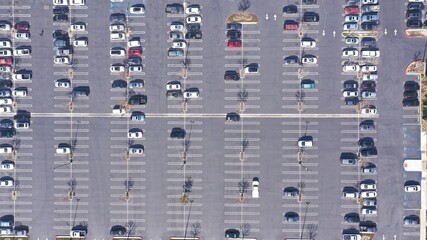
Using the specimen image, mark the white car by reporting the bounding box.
[343,23,358,31]
[129,65,143,73]
[71,23,86,31]
[110,47,126,57]
[0,23,11,31]
[342,63,360,72]
[73,39,88,47]
[171,41,186,49]
[342,90,358,97]
[166,81,181,90]
[12,73,31,81]
[0,49,12,57]
[130,4,145,14]
[244,64,259,74]
[12,89,27,97]
[0,146,12,153]
[128,130,143,139]
[0,66,11,73]
[302,56,317,64]
[185,4,201,14]
[360,183,376,190]
[0,178,14,187]
[360,191,377,198]
[128,40,141,48]
[252,177,259,198]
[129,145,144,155]
[54,56,70,65]
[344,15,359,22]
[186,15,202,24]
[300,39,316,48]
[361,65,377,72]
[0,98,13,105]
[15,32,30,39]
[361,91,376,99]
[298,139,313,147]
[362,0,378,4]
[170,22,184,31]
[0,161,14,170]
[183,88,200,99]
[55,79,70,88]
[0,40,11,48]
[361,207,377,215]
[342,234,361,240]
[362,74,378,81]
[345,37,359,45]
[128,80,144,89]
[110,65,125,73]
[14,121,29,129]
[56,145,71,154]
[53,0,68,5]
[111,0,124,2]
[342,49,359,57]
[405,185,420,192]
[361,105,377,114]
[0,105,12,113]
[13,48,31,56]
[109,23,125,32]
[70,0,86,5]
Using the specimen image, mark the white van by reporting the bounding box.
[252,177,259,198]
[110,32,125,40]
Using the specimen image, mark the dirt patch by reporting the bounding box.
[227,13,259,24]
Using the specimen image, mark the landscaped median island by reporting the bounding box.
[227,13,259,24]
[405,29,427,38]
[404,60,427,130]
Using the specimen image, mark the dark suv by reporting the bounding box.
[224,70,240,81]
[227,30,241,39]
[128,94,147,105]
[53,6,69,14]
[302,12,319,22]
[165,3,184,13]
[170,127,186,139]
[185,31,202,39]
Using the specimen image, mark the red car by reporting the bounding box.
[14,22,30,31]
[283,20,299,31]
[227,39,242,48]
[0,58,12,65]
[128,48,142,57]
[344,6,359,14]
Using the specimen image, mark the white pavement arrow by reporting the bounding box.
[394,235,397,240]
[384,28,388,35]
[382,234,385,240]
[322,30,325,36]
[274,14,277,21]
[333,31,336,37]
[265,13,269,20]
[394,29,397,35]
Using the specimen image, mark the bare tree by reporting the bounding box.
[13,178,20,192]
[241,139,249,153]
[125,220,137,237]
[237,89,249,104]
[11,137,21,151]
[68,178,77,192]
[305,224,318,240]
[124,178,134,192]
[183,177,193,193]
[238,0,251,12]
[238,179,249,194]
[237,57,248,66]
[297,181,305,194]
[295,90,305,102]
[183,139,191,153]
[241,223,251,237]
[191,222,201,238]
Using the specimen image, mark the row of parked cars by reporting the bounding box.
[405,2,427,29]
[343,0,379,31]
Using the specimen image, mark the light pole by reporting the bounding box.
[300,201,310,240]
[183,199,194,239]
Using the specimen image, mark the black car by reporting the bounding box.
[165,3,184,13]
[127,57,142,65]
[227,30,241,39]
[170,127,186,139]
[302,12,319,22]
[227,22,242,30]
[361,80,376,90]
[404,90,418,98]
[110,13,126,23]
[128,94,147,105]
[407,10,422,19]
[0,129,15,139]
[343,80,358,89]
[283,5,297,14]
[110,225,126,236]
[404,81,420,91]
[361,37,376,47]
[111,80,127,89]
[71,86,90,97]
[407,19,423,28]
[344,213,360,223]
[302,0,317,4]
[345,97,359,106]
[186,23,200,31]
[360,221,377,233]
[358,137,375,148]
[53,14,68,22]
[0,80,12,89]
[404,215,420,225]
[53,6,69,14]
[0,119,13,129]
[166,90,183,99]
[403,98,420,107]
[185,31,202,39]
[245,63,259,73]
[360,120,375,131]
[225,229,240,238]
[284,55,299,65]
[361,22,377,30]
[224,70,240,81]
[408,2,424,10]
[226,112,240,122]
[360,147,377,157]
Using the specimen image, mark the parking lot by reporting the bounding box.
[0,0,423,239]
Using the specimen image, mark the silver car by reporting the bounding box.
[343,23,358,30]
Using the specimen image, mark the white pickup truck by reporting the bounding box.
[361,49,380,58]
